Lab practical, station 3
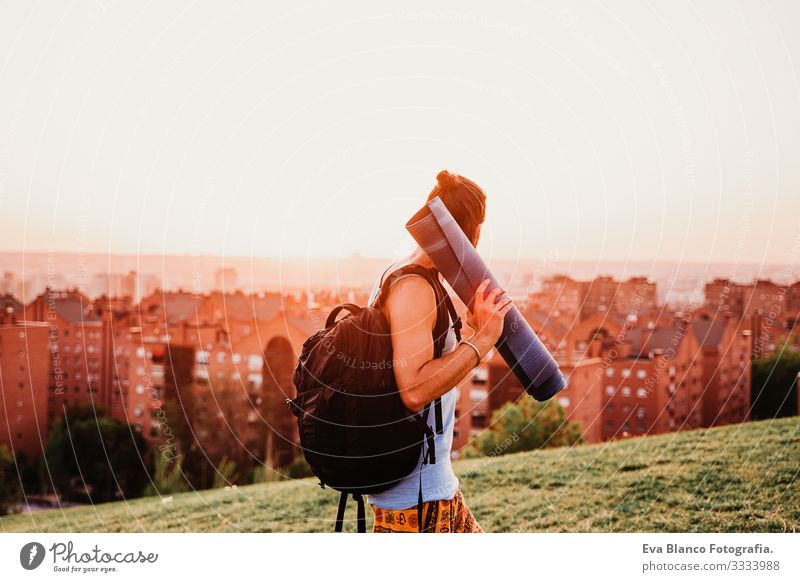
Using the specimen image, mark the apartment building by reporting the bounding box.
[24,289,104,428]
[690,315,752,427]
[0,318,50,460]
[532,274,657,321]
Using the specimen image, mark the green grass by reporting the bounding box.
[2,417,798,533]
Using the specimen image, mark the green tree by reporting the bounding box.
[14,452,41,495]
[42,404,150,503]
[211,455,240,489]
[0,444,19,515]
[284,455,314,479]
[467,398,583,458]
[751,339,800,420]
[141,449,190,497]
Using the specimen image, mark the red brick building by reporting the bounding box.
[485,354,605,443]
[0,319,50,461]
[534,275,584,316]
[24,289,104,428]
[196,309,318,469]
[478,306,749,445]
[691,316,751,427]
[1,294,24,319]
[558,358,605,443]
[531,274,657,321]
[704,278,794,319]
[452,364,490,455]
[704,278,800,357]
[599,320,704,440]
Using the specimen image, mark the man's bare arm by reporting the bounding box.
[384,276,511,412]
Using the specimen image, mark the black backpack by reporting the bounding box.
[289,264,462,532]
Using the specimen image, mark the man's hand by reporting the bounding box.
[466,279,513,347]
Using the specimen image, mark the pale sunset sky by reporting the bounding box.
[0,0,798,266]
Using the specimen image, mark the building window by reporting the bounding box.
[636,388,648,398]
[216,351,226,364]
[472,368,488,385]
[470,389,487,402]
[605,368,615,377]
[636,406,646,419]
[605,385,615,395]
[621,369,631,378]
[621,387,631,397]
[472,413,487,428]
[136,384,145,394]
[558,396,571,409]
[248,354,262,371]
[636,370,647,379]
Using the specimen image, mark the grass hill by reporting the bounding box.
[2,417,798,533]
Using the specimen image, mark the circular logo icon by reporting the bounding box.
[20,542,46,570]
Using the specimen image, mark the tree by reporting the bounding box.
[42,404,150,503]
[14,451,41,495]
[211,455,240,489]
[141,449,190,497]
[751,339,800,420]
[0,444,19,515]
[466,398,583,458]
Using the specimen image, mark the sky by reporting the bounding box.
[0,0,799,268]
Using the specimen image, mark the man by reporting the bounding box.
[365,170,512,533]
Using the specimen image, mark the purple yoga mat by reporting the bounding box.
[406,196,565,401]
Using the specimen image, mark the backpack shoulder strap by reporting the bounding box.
[374,263,461,436]
[373,264,461,356]
[429,267,462,344]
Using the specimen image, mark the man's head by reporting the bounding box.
[427,170,486,246]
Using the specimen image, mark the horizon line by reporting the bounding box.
[0,249,791,268]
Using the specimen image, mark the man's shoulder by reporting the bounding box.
[383,274,436,312]
[388,273,435,295]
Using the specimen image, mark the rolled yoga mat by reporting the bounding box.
[405,196,566,401]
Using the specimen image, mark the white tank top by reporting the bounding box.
[365,262,460,509]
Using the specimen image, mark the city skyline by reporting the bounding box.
[0,251,796,306]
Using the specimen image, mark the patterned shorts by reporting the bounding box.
[370,489,484,533]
